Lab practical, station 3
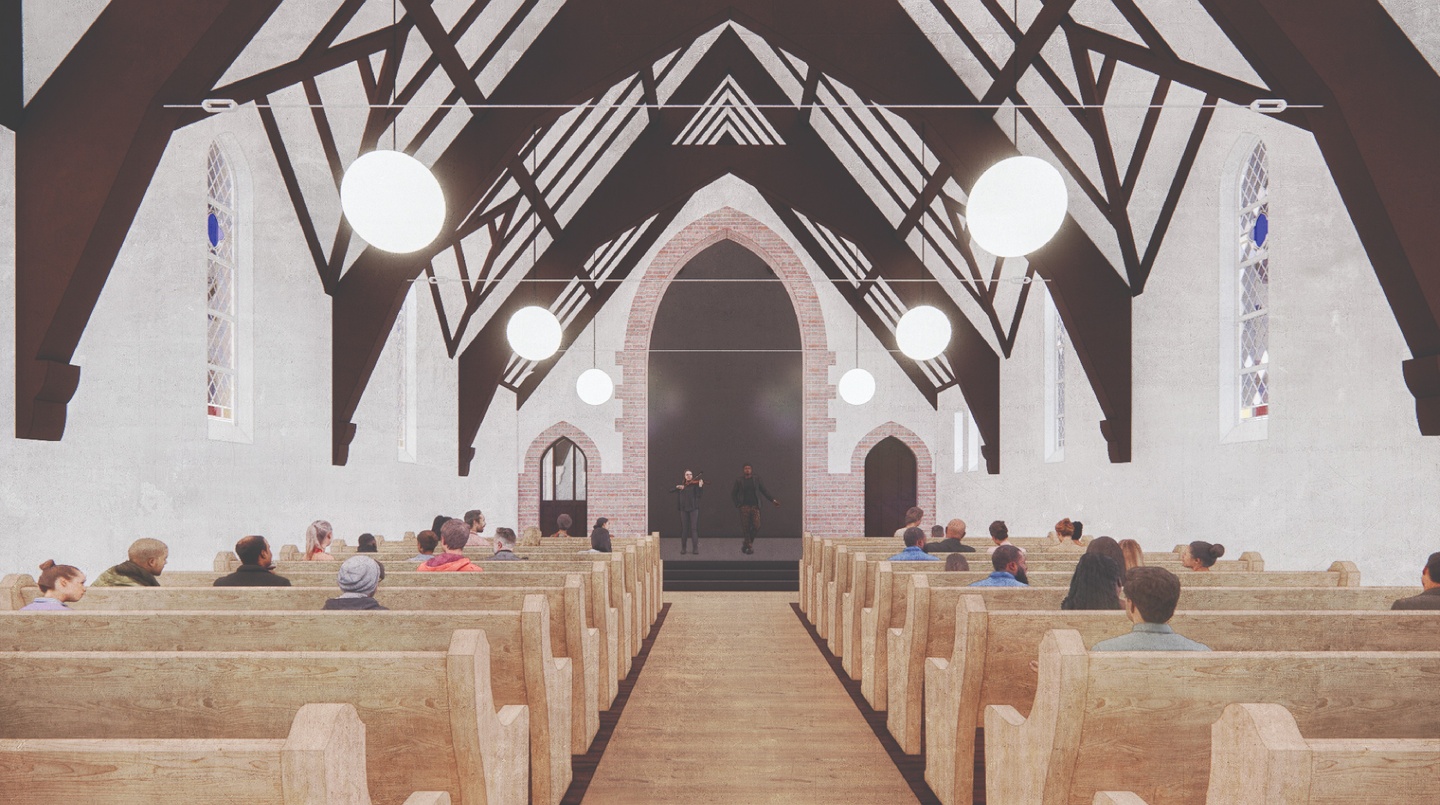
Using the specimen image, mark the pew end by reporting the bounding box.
[1209,702,1440,805]
[983,629,1091,805]
[0,574,37,610]
[1094,794,1151,805]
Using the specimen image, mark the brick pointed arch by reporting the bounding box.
[843,422,937,537]
[614,207,838,537]
[519,422,618,534]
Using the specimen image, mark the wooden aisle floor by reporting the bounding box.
[581,591,918,804]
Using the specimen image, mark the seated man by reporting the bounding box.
[892,507,924,538]
[464,509,491,549]
[888,527,942,561]
[323,555,387,610]
[486,527,525,561]
[1092,567,1210,651]
[969,544,1028,587]
[925,518,976,554]
[1391,552,1440,610]
[417,519,484,573]
[213,535,291,587]
[408,530,440,562]
[92,538,168,587]
[550,513,574,539]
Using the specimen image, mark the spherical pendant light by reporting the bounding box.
[966,156,1068,257]
[507,306,563,361]
[340,150,446,253]
[576,368,615,405]
[896,305,951,361]
[838,368,877,405]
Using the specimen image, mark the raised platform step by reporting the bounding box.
[664,560,800,592]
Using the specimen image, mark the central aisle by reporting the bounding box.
[581,591,918,804]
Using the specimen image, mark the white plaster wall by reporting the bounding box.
[936,107,1440,587]
[0,107,515,580]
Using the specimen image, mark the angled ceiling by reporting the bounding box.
[11,0,1440,474]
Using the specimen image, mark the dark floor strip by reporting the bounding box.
[560,603,672,805]
[790,603,943,805]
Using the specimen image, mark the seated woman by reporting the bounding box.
[20,561,86,611]
[589,517,613,553]
[1118,538,1145,571]
[944,553,970,572]
[356,533,378,553]
[518,526,543,547]
[1060,553,1124,610]
[323,556,387,610]
[1047,518,1085,550]
[304,520,337,561]
[1182,540,1225,571]
[1085,536,1127,572]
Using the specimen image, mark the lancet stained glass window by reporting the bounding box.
[1238,142,1270,419]
[206,143,237,421]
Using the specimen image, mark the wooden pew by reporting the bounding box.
[168,563,624,707]
[858,564,1376,708]
[920,597,1438,805]
[3,575,602,770]
[1208,703,1440,805]
[0,702,451,805]
[0,599,580,798]
[0,630,531,805]
[983,629,1440,805]
[855,561,1389,711]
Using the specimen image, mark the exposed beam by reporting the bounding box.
[978,0,1080,108]
[398,0,487,106]
[1199,0,1440,434]
[15,0,283,440]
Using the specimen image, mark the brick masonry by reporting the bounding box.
[519,208,934,539]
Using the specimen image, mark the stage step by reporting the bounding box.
[663,560,800,592]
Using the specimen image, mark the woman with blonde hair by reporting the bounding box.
[1118,538,1145,571]
[305,520,337,561]
[21,561,87,611]
[518,526,543,547]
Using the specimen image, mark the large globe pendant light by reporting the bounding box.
[340,150,446,253]
[507,306,563,361]
[838,368,876,405]
[966,155,1068,258]
[576,368,614,405]
[896,306,951,361]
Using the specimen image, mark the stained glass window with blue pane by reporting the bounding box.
[206,143,237,421]
[1237,142,1269,419]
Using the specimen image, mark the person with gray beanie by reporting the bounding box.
[322,555,388,610]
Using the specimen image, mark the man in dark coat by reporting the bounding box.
[671,469,704,554]
[1391,552,1440,610]
[730,463,780,555]
[925,519,977,554]
[213,535,292,587]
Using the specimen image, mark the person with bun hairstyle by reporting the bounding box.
[1118,538,1145,571]
[304,520,336,562]
[1047,518,1085,550]
[1182,540,1225,571]
[20,561,86,611]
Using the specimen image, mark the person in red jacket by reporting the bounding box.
[417,519,484,573]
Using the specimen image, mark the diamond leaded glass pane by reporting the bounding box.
[1240,317,1268,369]
[1241,260,1269,315]
[1240,142,1268,209]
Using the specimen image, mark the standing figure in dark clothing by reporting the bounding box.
[730,463,780,555]
[671,470,705,554]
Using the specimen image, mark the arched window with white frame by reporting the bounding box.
[205,138,253,443]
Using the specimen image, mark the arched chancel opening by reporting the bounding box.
[540,437,587,536]
[864,436,917,537]
[647,239,804,544]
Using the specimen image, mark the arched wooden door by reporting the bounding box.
[864,436,917,537]
[540,437,587,536]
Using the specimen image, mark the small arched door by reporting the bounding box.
[864,436,917,537]
[540,437,587,536]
